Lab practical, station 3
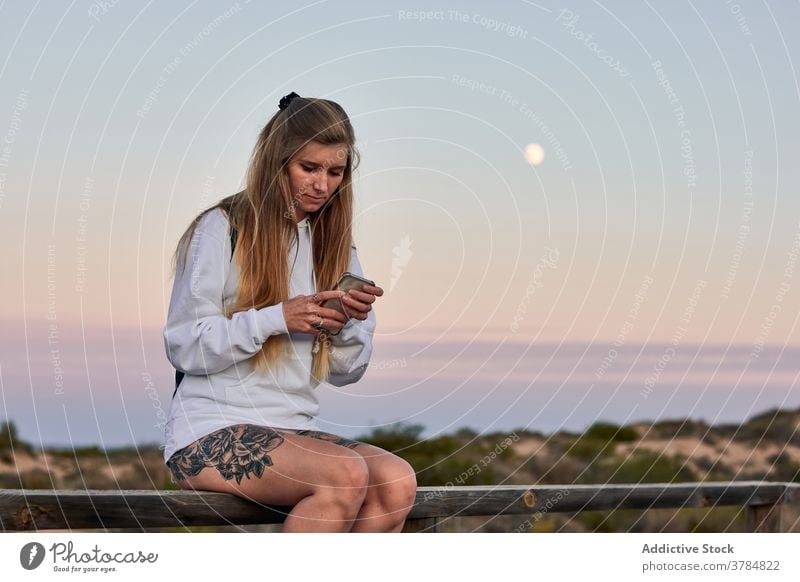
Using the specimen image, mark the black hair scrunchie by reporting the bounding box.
[279,91,300,110]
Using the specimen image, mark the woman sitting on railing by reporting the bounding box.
[162,92,417,533]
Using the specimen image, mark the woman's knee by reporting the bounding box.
[387,458,418,508]
[366,454,417,509]
[310,453,370,517]
[318,452,370,497]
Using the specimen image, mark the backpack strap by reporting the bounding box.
[173,370,183,398]
[230,223,238,259]
[172,219,238,398]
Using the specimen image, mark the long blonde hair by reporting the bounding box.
[171,96,361,382]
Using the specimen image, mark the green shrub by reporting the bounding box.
[585,422,638,442]
[356,422,500,487]
[578,451,697,484]
[650,419,711,439]
[767,451,800,482]
[739,408,800,445]
[566,436,616,461]
[20,469,55,489]
[0,421,34,455]
[49,445,105,459]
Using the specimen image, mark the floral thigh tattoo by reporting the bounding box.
[166,425,364,485]
[166,424,285,485]
[287,429,363,450]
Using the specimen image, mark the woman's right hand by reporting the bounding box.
[281,290,348,335]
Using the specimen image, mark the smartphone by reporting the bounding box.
[319,272,375,336]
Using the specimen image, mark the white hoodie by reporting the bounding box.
[162,208,376,464]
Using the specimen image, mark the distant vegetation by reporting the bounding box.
[3,406,800,532]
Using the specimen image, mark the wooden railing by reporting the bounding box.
[1,481,797,532]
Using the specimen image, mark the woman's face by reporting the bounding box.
[287,141,348,222]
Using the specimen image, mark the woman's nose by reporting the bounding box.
[313,172,328,193]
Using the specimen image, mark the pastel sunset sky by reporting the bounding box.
[1,0,798,450]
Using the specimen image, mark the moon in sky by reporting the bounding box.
[524,143,545,166]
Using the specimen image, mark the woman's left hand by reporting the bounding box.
[340,283,383,321]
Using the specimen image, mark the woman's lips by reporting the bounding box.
[305,194,325,202]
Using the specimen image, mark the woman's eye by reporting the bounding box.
[301,165,341,177]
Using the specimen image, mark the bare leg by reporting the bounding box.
[279,430,418,532]
[167,424,370,532]
[348,442,417,533]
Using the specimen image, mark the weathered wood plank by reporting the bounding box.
[0,482,794,531]
[0,489,293,530]
[412,482,787,518]
[401,517,441,533]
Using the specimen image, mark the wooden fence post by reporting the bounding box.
[744,500,783,532]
